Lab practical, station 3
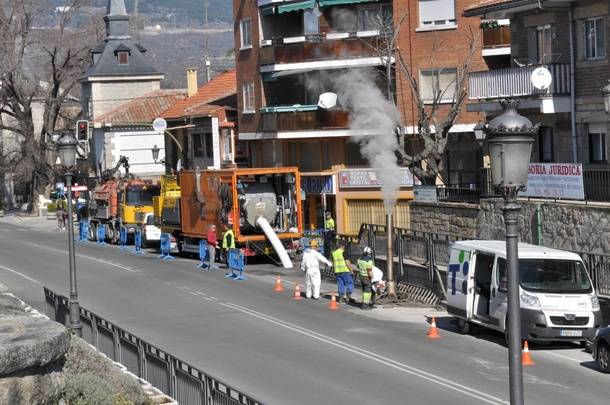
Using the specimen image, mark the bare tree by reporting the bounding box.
[0,0,103,211]
[368,12,479,185]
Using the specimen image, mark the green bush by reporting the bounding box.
[63,337,152,405]
[47,202,57,213]
[64,373,115,405]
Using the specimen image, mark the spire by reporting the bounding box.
[105,0,130,39]
[107,0,127,16]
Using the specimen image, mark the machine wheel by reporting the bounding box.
[597,341,610,373]
[89,222,97,242]
[110,223,119,244]
[456,318,470,334]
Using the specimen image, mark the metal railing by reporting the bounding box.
[482,26,511,49]
[260,109,350,132]
[44,288,265,405]
[583,169,610,201]
[339,223,610,300]
[468,63,570,100]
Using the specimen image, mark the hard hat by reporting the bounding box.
[310,239,319,248]
[363,246,372,255]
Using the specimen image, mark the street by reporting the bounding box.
[1,216,608,405]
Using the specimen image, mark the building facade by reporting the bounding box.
[233,0,414,234]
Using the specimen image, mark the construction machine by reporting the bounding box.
[87,156,160,243]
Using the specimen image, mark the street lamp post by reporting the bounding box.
[484,100,538,405]
[56,132,82,337]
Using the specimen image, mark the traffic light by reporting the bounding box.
[76,120,89,141]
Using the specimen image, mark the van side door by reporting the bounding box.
[489,257,508,329]
[446,247,474,319]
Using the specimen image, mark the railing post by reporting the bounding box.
[168,356,177,399]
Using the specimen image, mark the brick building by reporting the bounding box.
[233,0,415,234]
[465,0,610,200]
[393,0,490,187]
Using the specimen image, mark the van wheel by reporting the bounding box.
[456,318,470,334]
[597,342,610,373]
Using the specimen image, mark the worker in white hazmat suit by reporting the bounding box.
[300,238,332,299]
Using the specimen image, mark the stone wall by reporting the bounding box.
[410,198,610,254]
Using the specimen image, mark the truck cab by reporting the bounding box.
[446,240,603,342]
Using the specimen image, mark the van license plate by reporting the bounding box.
[560,330,582,337]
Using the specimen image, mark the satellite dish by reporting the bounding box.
[531,67,552,90]
[318,92,337,110]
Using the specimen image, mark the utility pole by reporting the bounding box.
[204,0,209,26]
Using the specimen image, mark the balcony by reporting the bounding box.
[468,63,570,101]
[259,33,383,71]
[260,105,350,132]
[482,25,511,57]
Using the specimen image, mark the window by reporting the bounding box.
[584,17,605,59]
[193,133,213,159]
[589,124,607,163]
[242,82,255,113]
[303,4,320,35]
[418,0,456,29]
[358,4,392,31]
[538,126,553,162]
[419,68,457,103]
[536,25,553,64]
[240,18,252,49]
[117,51,129,65]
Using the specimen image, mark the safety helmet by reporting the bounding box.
[310,239,319,248]
[363,246,372,255]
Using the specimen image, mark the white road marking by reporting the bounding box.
[220,301,508,405]
[0,281,8,290]
[23,242,141,273]
[542,350,587,364]
[0,264,42,285]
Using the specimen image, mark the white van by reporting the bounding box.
[446,240,602,342]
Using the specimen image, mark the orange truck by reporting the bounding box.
[155,167,303,266]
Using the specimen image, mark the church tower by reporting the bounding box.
[81,0,164,120]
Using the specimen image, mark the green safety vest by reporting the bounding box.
[332,248,350,273]
[222,229,235,249]
[357,258,373,278]
[325,217,335,230]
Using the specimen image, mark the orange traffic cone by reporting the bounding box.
[328,294,339,310]
[274,276,284,292]
[426,316,441,339]
[293,284,303,300]
[522,341,535,366]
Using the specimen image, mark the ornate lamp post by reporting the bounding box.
[56,132,82,337]
[151,144,160,164]
[484,100,538,405]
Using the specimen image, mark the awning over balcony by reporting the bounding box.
[278,0,315,13]
[260,104,319,113]
[319,0,380,5]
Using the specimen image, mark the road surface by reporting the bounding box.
[0,215,608,405]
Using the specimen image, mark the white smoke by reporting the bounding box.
[331,69,402,214]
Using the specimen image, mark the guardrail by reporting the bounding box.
[583,169,610,202]
[44,288,265,405]
[339,224,610,299]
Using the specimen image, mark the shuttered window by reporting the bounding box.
[418,0,456,28]
[344,200,409,235]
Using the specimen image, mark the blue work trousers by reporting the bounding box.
[336,272,354,296]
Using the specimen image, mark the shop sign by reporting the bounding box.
[302,176,334,194]
[519,163,584,200]
[338,168,415,188]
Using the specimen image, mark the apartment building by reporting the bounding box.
[465,0,610,187]
[233,0,414,234]
[393,0,489,188]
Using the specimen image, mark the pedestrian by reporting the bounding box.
[332,239,354,303]
[221,223,235,266]
[206,224,218,269]
[56,198,66,230]
[300,239,331,299]
[323,211,335,259]
[356,247,375,310]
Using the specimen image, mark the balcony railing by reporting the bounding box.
[584,169,610,202]
[260,106,350,132]
[468,63,570,100]
[260,34,380,66]
[482,26,511,49]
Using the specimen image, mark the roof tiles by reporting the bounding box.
[94,89,187,125]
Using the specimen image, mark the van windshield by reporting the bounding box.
[518,259,592,293]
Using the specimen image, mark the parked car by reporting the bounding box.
[141,213,161,247]
[592,326,610,373]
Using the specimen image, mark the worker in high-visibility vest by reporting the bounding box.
[332,239,353,303]
[357,247,375,310]
[221,223,235,265]
[323,211,336,259]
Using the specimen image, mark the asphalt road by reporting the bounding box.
[1,215,609,405]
